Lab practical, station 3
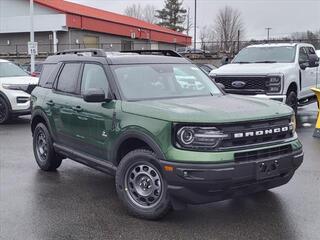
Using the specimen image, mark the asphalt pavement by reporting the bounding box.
[0,103,319,240]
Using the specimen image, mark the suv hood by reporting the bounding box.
[0,76,39,85]
[210,63,294,75]
[122,95,293,123]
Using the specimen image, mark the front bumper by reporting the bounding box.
[160,149,303,205]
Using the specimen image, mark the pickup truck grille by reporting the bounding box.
[218,117,293,149]
[234,145,292,162]
[214,76,269,94]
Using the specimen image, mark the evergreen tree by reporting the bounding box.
[156,0,187,32]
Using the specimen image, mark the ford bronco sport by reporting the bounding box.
[31,49,303,220]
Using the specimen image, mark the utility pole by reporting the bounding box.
[194,0,197,50]
[265,27,272,41]
[30,0,35,74]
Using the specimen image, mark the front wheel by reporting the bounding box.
[286,91,298,115]
[0,97,10,124]
[115,149,171,220]
[33,123,62,171]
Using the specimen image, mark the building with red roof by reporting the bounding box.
[0,0,191,55]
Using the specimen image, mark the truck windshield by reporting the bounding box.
[111,64,222,101]
[233,46,296,63]
[0,62,28,77]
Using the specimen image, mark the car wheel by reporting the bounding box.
[33,123,62,171]
[116,149,172,220]
[286,91,298,115]
[0,97,10,124]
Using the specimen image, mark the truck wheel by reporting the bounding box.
[116,149,172,220]
[33,123,62,171]
[286,91,298,115]
[0,97,10,124]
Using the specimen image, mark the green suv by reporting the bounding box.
[31,49,303,219]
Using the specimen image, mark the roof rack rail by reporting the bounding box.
[120,50,182,57]
[56,48,106,57]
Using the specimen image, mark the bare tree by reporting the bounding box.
[214,6,244,53]
[124,4,158,24]
[200,25,216,51]
[185,7,193,36]
[143,5,157,24]
[124,4,143,20]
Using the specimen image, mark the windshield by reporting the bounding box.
[0,62,28,77]
[111,64,221,101]
[233,46,296,63]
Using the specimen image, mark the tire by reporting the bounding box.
[0,97,10,124]
[115,149,172,220]
[285,91,298,115]
[33,123,62,171]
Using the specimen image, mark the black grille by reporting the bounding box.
[215,76,269,94]
[219,117,293,149]
[234,145,292,162]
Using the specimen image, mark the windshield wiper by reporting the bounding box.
[233,61,252,64]
[254,61,277,63]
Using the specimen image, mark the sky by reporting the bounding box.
[69,0,320,40]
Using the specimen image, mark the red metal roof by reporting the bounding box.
[34,0,191,45]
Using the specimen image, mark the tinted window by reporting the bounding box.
[81,64,109,94]
[0,62,28,77]
[306,47,315,55]
[39,64,56,88]
[56,63,80,94]
[299,47,309,63]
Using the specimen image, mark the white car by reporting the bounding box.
[0,59,38,123]
[210,43,320,113]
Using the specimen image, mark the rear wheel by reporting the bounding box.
[0,97,10,124]
[33,123,62,171]
[115,149,171,220]
[285,91,298,115]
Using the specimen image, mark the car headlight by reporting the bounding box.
[290,115,296,134]
[2,84,29,91]
[175,126,228,150]
[267,75,282,93]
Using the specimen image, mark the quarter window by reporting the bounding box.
[39,64,55,88]
[56,63,81,94]
[81,64,109,94]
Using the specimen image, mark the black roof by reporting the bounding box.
[44,49,191,65]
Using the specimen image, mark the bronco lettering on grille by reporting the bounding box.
[233,125,293,139]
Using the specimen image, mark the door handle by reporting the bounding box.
[72,106,83,112]
[46,100,54,106]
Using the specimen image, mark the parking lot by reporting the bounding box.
[0,103,318,240]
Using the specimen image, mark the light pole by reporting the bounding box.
[193,0,197,50]
[30,0,35,74]
[265,27,272,41]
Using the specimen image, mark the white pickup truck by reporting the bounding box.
[210,43,320,113]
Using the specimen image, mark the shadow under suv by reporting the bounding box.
[31,49,303,220]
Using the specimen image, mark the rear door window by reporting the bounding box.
[56,63,81,94]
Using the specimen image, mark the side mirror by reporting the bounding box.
[83,88,106,103]
[308,54,320,68]
[216,82,225,92]
[299,61,309,70]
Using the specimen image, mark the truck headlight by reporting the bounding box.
[290,115,296,134]
[2,84,29,91]
[176,126,228,150]
[267,76,282,93]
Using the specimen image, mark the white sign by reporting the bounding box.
[28,42,38,55]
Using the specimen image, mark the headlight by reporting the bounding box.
[176,126,228,150]
[290,115,296,134]
[267,75,282,93]
[2,84,29,91]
